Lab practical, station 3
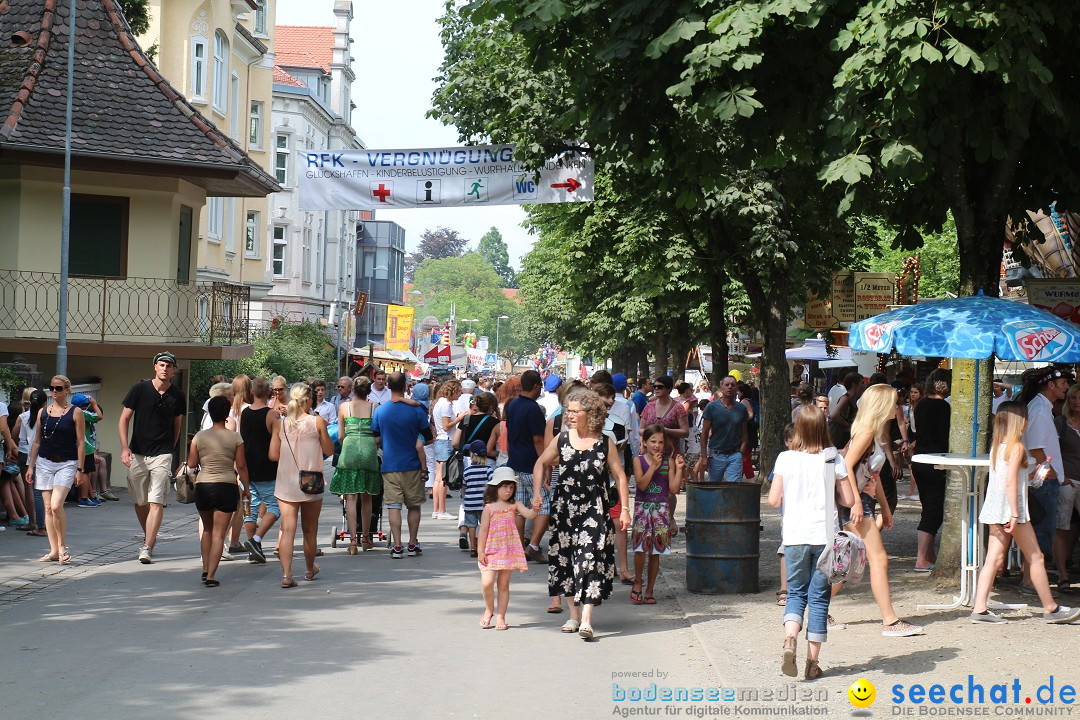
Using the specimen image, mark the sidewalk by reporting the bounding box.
[1,488,1075,718]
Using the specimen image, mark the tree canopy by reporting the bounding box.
[477,227,517,288]
[405,226,469,282]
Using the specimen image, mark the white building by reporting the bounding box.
[253,0,364,332]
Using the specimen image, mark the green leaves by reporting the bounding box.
[880,141,923,169]
[820,152,873,186]
[714,86,763,120]
[645,18,705,59]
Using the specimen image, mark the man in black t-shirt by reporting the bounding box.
[117,352,186,564]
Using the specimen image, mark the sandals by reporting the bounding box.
[579,623,594,640]
[643,596,657,605]
[630,588,644,605]
[361,539,375,552]
[619,572,635,586]
[347,544,359,555]
[304,564,320,581]
[546,599,564,614]
[26,529,47,537]
[561,618,580,633]
[1058,579,1074,594]
[776,590,788,606]
[496,622,509,631]
[37,553,58,562]
[480,612,493,629]
[281,576,298,588]
[914,564,935,574]
[58,549,70,565]
[203,578,220,587]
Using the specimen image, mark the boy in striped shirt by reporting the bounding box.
[460,439,493,557]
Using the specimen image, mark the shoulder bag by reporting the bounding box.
[445,416,490,491]
[174,462,196,504]
[283,420,324,494]
[816,453,866,584]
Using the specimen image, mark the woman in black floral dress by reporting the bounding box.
[533,387,630,639]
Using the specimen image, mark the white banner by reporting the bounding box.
[298,145,594,210]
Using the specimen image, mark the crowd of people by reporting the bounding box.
[9,352,1080,671]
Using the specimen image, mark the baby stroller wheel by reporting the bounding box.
[330,525,339,548]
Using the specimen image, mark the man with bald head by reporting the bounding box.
[330,376,353,415]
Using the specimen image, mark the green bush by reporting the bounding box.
[189,322,337,406]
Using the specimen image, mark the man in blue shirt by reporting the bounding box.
[696,375,749,482]
[372,372,433,558]
[505,369,548,561]
[631,377,652,415]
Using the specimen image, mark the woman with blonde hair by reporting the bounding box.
[533,387,630,638]
[26,375,86,564]
[841,383,923,637]
[229,374,253,430]
[269,383,334,587]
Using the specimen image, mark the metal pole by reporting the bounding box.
[365,273,372,353]
[495,316,501,373]
[57,0,76,376]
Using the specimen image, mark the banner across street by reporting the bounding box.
[298,144,594,210]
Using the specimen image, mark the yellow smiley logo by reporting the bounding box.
[848,678,876,709]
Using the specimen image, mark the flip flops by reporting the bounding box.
[643,596,657,605]
[480,613,493,629]
[281,576,298,588]
[630,588,644,605]
[304,564,320,581]
[546,600,563,614]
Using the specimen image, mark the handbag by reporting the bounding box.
[174,463,196,504]
[816,452,866,584]
[283,420,324,495]
[445,416,489,491]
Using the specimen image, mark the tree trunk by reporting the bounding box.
[654,330,669,376]
[708,268,730,380]
[937,194,1007,578]
[741,264,790,482]
[671,311,691,380]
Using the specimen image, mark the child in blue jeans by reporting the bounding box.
[768,406,853,680]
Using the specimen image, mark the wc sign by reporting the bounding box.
[298,144,594,210]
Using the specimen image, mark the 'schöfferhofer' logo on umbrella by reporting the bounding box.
[1003,320,1074,361]
[863,320,902,352]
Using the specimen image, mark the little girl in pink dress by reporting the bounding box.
[477,467,538,630]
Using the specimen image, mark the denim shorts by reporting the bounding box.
[245,480,280,523]
[434,439,453,462]
[840,492,877,526]
[461,510,482,529]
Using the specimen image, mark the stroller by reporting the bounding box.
[329,491,387,548]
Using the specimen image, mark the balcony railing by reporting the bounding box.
[0,270,250,345]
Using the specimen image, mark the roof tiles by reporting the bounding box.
[275,25,333,72]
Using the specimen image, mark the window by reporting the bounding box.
[191,37,207,99]
[275,134,289,185]
[71,194,129,278]
[245,211,259,257]
[302,227,312,283]
[249,102,262,148]
[272,226,287,277]
[224,198,236,253]
[228,73,240,139]
[254,0,267,34]
[207,196,223,241]
[212,31,228,113]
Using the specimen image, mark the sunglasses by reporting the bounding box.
[274,387,286,393]
[49,385,67,392]
[337,385,348,389]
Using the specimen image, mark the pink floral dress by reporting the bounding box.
[481,506,528,571]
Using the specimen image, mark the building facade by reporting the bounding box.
[355,220,406,350]
[255,1,363,334]
[0,0,277,453]
[141,0,277,303]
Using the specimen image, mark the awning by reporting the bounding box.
[785,339,851,363]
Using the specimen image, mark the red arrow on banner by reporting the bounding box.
[550,177,582,192]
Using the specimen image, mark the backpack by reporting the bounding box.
[816,530,867,585]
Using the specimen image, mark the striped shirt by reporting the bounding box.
[463,462,492,512]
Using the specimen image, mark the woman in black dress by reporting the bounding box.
[911,370,951,572]
[533,387,630,640]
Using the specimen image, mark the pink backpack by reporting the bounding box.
[817,530,867,584]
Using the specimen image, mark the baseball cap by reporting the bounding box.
[461,379,477,393]
[612,373,627,392]
[488,466,518,486]
[153,351,177,365]
[544,375,562,392]
[71,393,91,408]
[467,439,488,455]
[411,382,430,408]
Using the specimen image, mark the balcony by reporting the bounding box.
[0,270,251,349]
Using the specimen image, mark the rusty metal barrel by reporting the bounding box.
[684,481,760,594]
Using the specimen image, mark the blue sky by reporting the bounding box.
[277,0,534,268]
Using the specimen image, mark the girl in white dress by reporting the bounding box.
[971,400,1080,624]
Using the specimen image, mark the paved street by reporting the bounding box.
[0,491,717,719]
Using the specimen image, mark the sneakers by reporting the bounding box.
[882,619,924,637]
[804,659,823,680]
[437,512,455,520]
[220,549,235,561]
[970,610,1007,624]
[827,614,846,630]
[77,498,97,508]
[407,543,422,556]
[227,543,247,554]
[138,545,152,564]
[430,512,439,519]
[100,490,119,501]
[781,636,797,677]
[9,516,29,528]
[1044,605,1080,624]
[245,538,266,564]
[1019,584,1040,596]
[458,533,469,550]
[524,545,546,564]
[390,546,404,559]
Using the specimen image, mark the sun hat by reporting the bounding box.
[461,378,477,393]
[411,382,430,409]
[488,466,518,486]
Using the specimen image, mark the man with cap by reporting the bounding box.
[539,374,562,418]
[117,352,187,564]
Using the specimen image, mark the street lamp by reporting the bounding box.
[495,314,509,374]
[466,317,480,332]
[364,264,389,359]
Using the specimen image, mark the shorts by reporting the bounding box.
[609,501,622,521]
[840,492,877,526]
[434,439,453,462]
[128,453,172,506]
[1057,482,1080,530]
[195,482,240,514]
[515,472,551,514]
[82,453,96,474]
[245,480,280,522]
[34,457,78,491]
[383,470,426,509]
[461,510,482,528]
